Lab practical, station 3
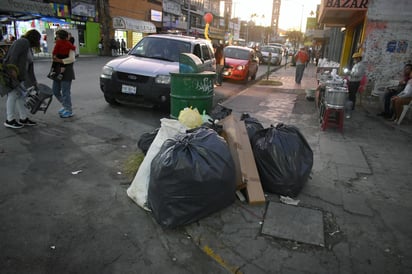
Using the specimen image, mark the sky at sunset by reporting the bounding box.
[233,0,321,31]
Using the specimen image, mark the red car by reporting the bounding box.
[223,46,259,84]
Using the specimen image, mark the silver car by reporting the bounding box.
[260,46,283,66]
[100,34,216,108]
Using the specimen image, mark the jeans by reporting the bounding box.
[348,81,360,110]
[295,64,305,84]
[53,80,72,112]
[383,89,399,115]
[215,64,224,85]
[6,87,28,121]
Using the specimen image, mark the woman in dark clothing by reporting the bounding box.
[3,29,41,129]
[51,30,76,118]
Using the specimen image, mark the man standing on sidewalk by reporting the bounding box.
[347,52,366,111]
[294,47,309,84]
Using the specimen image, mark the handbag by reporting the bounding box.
[0,62,20,97]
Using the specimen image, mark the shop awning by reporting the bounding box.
[41,16,70,25]
[318,0,368,27]
[113,16,156,33]
[0,0,54,17]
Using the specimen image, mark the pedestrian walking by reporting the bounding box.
[98,38,103,56]
[2,29,41,129]
[116,39,121,55]
[284,49,289,69]
[51,30,76,118]
[110,38,117,56]
[294,47,309,84]
[121,38,126,55]
[214,42,224,86]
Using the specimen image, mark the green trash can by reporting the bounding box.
[170,71,215,118]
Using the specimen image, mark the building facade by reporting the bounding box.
[318,0,412,89]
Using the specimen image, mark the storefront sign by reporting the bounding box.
[163,0,182,16]
[150,10,162,22]
[71,0,96,18]
[0,0,55,16]
[324,0,368,9]
[113,16,156,33]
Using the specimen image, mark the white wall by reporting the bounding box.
[364,0,412,87]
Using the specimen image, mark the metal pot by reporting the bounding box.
[325,87,348,107]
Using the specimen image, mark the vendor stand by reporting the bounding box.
[316,70,348,132]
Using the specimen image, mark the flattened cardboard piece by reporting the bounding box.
[221,115,265,204]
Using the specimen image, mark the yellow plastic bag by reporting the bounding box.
[178,107,203,129]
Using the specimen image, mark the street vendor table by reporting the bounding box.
[316,75,348,132]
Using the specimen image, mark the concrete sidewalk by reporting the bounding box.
[185,63,412,273]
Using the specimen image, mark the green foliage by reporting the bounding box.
[123,152,145,181]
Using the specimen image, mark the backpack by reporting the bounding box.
[0,62,19,97]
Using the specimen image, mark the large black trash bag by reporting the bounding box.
[148,127,236,229]
[137,128,159,155]
[240,113,264,142]
[251,124,313,197]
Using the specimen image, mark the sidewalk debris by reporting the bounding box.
[71,170,82,175]
[280,195,300,206]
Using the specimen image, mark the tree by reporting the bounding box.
[97,0,112,56]
[285,30,303,48]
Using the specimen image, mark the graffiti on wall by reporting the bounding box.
[387,40,408,53]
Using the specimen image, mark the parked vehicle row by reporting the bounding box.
[100,34,282,109]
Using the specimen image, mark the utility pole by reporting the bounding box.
[98,0,111,56]
[186,0,191,35]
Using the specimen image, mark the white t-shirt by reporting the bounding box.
[398,79,412,98]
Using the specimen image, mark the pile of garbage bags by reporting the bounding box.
[128,108,313,229]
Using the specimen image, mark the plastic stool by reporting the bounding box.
[321,107,344,132]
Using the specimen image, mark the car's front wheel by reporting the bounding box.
[104,94,118,105]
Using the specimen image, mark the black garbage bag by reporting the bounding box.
[240,113,264,142]
[251,124,313,197]
[148,127,236,229]
[209,104,232,121]
[137,128,159,155]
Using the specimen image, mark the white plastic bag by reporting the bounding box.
[127,118,188,210]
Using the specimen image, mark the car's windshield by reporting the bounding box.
[128,37,192,62]
[261,47,281,54]
[224,48,250,60]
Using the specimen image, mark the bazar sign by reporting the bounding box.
[0,0,55,16]
[325,0,368,9]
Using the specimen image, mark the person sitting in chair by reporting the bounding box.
[390,69,412,123]
[378,63,412,118]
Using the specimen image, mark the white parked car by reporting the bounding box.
[260,46,283,66]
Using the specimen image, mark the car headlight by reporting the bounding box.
[236,65,245,70]
[101,65,113,78]
[155,75,171,85]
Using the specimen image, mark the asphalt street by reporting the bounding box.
[1,56,411,274]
